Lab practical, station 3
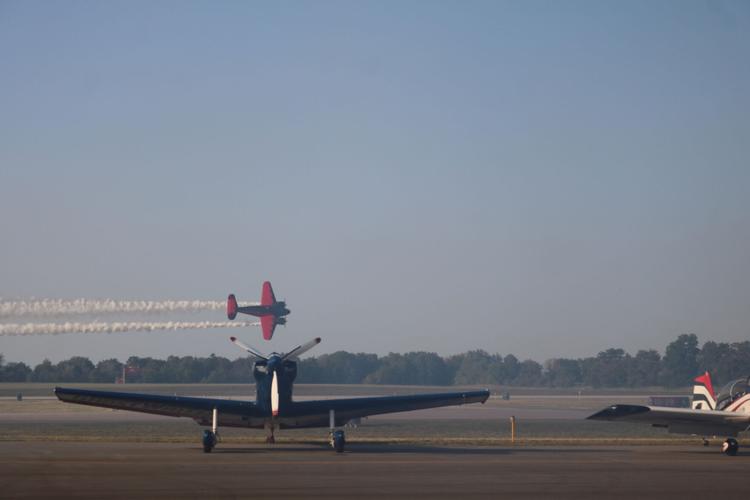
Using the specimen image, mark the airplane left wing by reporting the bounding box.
[587,404,750,437]
[54,387,261,425]
[284,390,490,427]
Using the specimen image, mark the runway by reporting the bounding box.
[0,441,747,499]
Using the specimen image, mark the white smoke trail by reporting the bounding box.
[0,299,234,318]
[0,320,260,336]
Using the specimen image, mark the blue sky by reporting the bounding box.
[1,1,749,364]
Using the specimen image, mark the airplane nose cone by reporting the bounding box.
[266,355,282,373]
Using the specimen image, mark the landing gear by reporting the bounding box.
[722,438,739,456]
[264,422,276,444]
[331,430,346,453]
[702,438,709,447]
[202,407,219,453]
[328,409,346,453]
[202,430,217,453]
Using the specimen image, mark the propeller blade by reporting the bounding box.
[282,337,321,361]
[229,336,268,360]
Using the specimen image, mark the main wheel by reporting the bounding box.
[722,438,739,456]
[332,430,346,453]
[202,430,217,453]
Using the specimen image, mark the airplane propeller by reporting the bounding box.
[229,336,321,361]
[282,337,321,361]
[229,336,268,360]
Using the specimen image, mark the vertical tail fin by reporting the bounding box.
[692,371,716,410]
[227,294,238,320]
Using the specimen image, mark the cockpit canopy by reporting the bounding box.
[715,377,750,411]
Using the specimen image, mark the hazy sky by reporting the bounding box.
[1,1,749,365]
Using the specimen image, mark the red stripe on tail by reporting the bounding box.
[694,371,715,399]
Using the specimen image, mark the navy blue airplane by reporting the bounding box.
[55,337,489,453]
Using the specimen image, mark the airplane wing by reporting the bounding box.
[54,387,261,426]
[587,404,750,437]
[284,390,490,427]
[260,315,276,340]
[261,281,276,306]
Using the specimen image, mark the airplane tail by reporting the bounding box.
[691,371,716,410]
[227,294,238,320]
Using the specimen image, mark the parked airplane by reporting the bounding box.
[227,281,290,340]
[55,337,489,453]
[588,372,750,455]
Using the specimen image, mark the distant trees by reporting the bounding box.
[362,352,452,385]
[90,359,123,383]
[2,334,749,387]
[298,352,380,384]
[0,360,31,382]
[55,357,96,383]
[699,341,750,385]
[0,352,29,381]
[545,358,581,387]
[660,334,700,386]
[628,350,661,387]
[122,355,253,383]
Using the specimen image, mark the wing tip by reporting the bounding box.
[587,404,650,420]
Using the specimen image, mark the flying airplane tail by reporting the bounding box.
[227,294,238,320]
[692,371,716,410]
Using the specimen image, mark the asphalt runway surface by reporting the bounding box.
[1,441,747,499]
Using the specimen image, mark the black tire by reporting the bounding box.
[202,430,216,453]
[332,430,346,453]
[722,438,739,456]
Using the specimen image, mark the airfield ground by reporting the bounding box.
[1,441,748,499]
[1,384,747,498]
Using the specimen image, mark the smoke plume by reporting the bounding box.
[0,299,231,318]
[0,321,260,336]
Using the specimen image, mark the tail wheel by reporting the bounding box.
[202,430,217,453]
[722,438,739,456]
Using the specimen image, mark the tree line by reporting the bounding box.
[1,334,748,388]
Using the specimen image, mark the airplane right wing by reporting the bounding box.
[54,387,262,426]
[260,315,276,340]
[587,404,750,437]
[260,281,276,306]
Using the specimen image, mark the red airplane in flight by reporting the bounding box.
[226,281,290,340]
